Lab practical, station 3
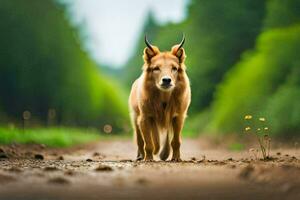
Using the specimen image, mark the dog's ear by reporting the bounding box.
[171,45,186,64]
[171,34,186,63]
[143,46,160,64]
[143,35,160,64]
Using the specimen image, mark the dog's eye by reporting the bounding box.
[153,67,160,72]
[172,67,178,72]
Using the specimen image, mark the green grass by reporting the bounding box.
[0,127,105,147]
[228,142,245,151]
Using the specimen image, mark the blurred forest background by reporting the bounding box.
[0,0,299,145]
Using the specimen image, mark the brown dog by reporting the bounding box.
[129,35,191,161]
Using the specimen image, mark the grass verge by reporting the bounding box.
[0,127,104,147]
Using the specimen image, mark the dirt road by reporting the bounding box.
[0,138,300,200]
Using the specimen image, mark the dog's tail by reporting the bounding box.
[159,132,170,160]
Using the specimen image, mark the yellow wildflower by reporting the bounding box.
[244,115,252,120]
[259,117,266,122]
[245,127,251,131]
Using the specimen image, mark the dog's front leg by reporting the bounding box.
[171,116,184,162]
[139,116,154,161]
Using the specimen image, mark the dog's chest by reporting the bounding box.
[152,100,177,128]
[162,102,167,110]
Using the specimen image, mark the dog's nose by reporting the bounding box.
[162,77,171,85]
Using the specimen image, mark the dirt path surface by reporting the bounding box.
[0,138,300,200]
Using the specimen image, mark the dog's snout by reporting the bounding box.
[162,77,171,84]
[159,76,173,90]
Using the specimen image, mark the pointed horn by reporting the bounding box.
[178,33,185,49]
[145,35,154,52]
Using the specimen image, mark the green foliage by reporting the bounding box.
[183,109,213,136]
[265,85,300,135]
[185,0,266,112]
[0,0,128,130]
[205,0,300,137]
[264,0,300,29]
[0,127,101,147]
[207,25,300,135]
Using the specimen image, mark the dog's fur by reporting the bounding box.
[129,39,191,161]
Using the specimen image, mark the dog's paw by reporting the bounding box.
[136,157,143,161]
[143,156,154,162]
[136,154,144,161]
[171,157,182,162]
[144,159,154,162]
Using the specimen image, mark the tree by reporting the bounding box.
[0,0,128,130]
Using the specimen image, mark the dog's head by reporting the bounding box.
[143,35,186,92]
